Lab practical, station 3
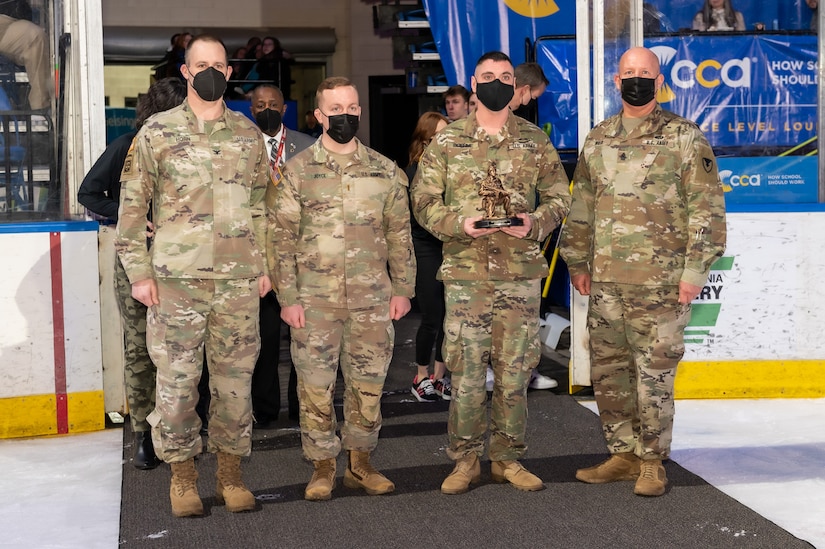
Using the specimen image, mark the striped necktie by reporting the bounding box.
[268,137,278,170]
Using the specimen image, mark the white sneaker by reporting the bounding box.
[529,369,558,390]
[485,367,494,392]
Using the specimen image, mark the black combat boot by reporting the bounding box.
[133,431,160,470]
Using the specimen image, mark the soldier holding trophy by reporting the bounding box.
[410,51,570,495]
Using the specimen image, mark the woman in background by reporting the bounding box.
[692,0,745,31]
[407,111,451,402]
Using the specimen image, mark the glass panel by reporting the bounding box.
[0,0,59,220]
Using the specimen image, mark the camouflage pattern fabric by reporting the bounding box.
[588,283,689,459]
[410,111,571,282]
[115,100,269,284]
[146,277,259,462]
[113,255,153,432]
[291,304,393,461]
[115,100,268,463]
[409,111,569,464]
[266,138,415,461]
[266,138,415,308]
[443,280,541,462]
[560,105,726,287]
[559,105,726,458]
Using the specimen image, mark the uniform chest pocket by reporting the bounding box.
[163,145,213,196]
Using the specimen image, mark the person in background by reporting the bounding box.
[301,110,323,138]
[808,0,818,31]
[0,0,51,111]
[411,51,570,496]
[165,32,192,79]
[508,62,549,112]
[692,0,745,31]
[443,84,470,122]
[268,76,415,502]
[250,36,294,100]
[560,47,726,497]
[468,92,478,114]
[78,78,187,470]
[406,111,451,402]
[248,83,314,428]
[116,35,269,518]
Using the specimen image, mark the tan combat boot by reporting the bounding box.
[343,450,395,495]
[305,458,336,501]
[215,452,256,512]
[169,459,203,517]
[490,460,545,491]
[440,454,481,495]
[634,459,668,497]
[575,452,641,484]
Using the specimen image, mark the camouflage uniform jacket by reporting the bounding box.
[560,105,727,287]
[115,100,269,283]
[410,111,570,281]
[266,138,415,309]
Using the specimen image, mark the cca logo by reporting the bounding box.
[649,46,752,105]
[719,169,761,191]
[671,58,751,90]
[502,0,559,17]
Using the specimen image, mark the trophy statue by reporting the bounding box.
[474,161,524,229]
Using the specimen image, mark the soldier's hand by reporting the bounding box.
[281,304,306,329]
[678,281,702,304]
[132,278,159,307]
[257,275,272,297]
[571,273,591,296]
[463,216,499,238]
[500,213,532,239]
[390,296,411,320]
[145,221,155,239]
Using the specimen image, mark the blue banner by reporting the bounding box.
[719,156,818,204]
[422,0,575,86]
[105,107,135,145]
[535,34,817,151]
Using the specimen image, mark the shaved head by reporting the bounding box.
[618,47,660,77]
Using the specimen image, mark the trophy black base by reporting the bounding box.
[474,217,524,229]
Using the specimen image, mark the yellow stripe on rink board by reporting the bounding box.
[0,391,105,439]
[68,391,106,433]
[0,394,58,438]
[676,360,825,398]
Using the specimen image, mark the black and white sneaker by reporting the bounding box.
[432,376,452,400]
[411,376,439,402]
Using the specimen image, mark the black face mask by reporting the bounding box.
[475,79,515,112]
[620,76,657,107]
[255,108,282,134]
[190,67,227,102]
[323,113,359,144]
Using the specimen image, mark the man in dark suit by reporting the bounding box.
[250,84,316,427]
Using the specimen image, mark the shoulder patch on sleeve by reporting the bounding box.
[121,141,137,177]
[703,157,714,173]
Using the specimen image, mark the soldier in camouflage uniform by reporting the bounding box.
[411,51,570,495]
[115,35,269,517]
[267,76,415,502]
[78,78,186,471]
[559,47,726,497]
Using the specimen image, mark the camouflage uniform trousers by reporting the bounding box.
[587,282,691,460]
[145,277,260,463]
[113,254,154,433]
[443,280,541,462]
[290,303,394,462]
